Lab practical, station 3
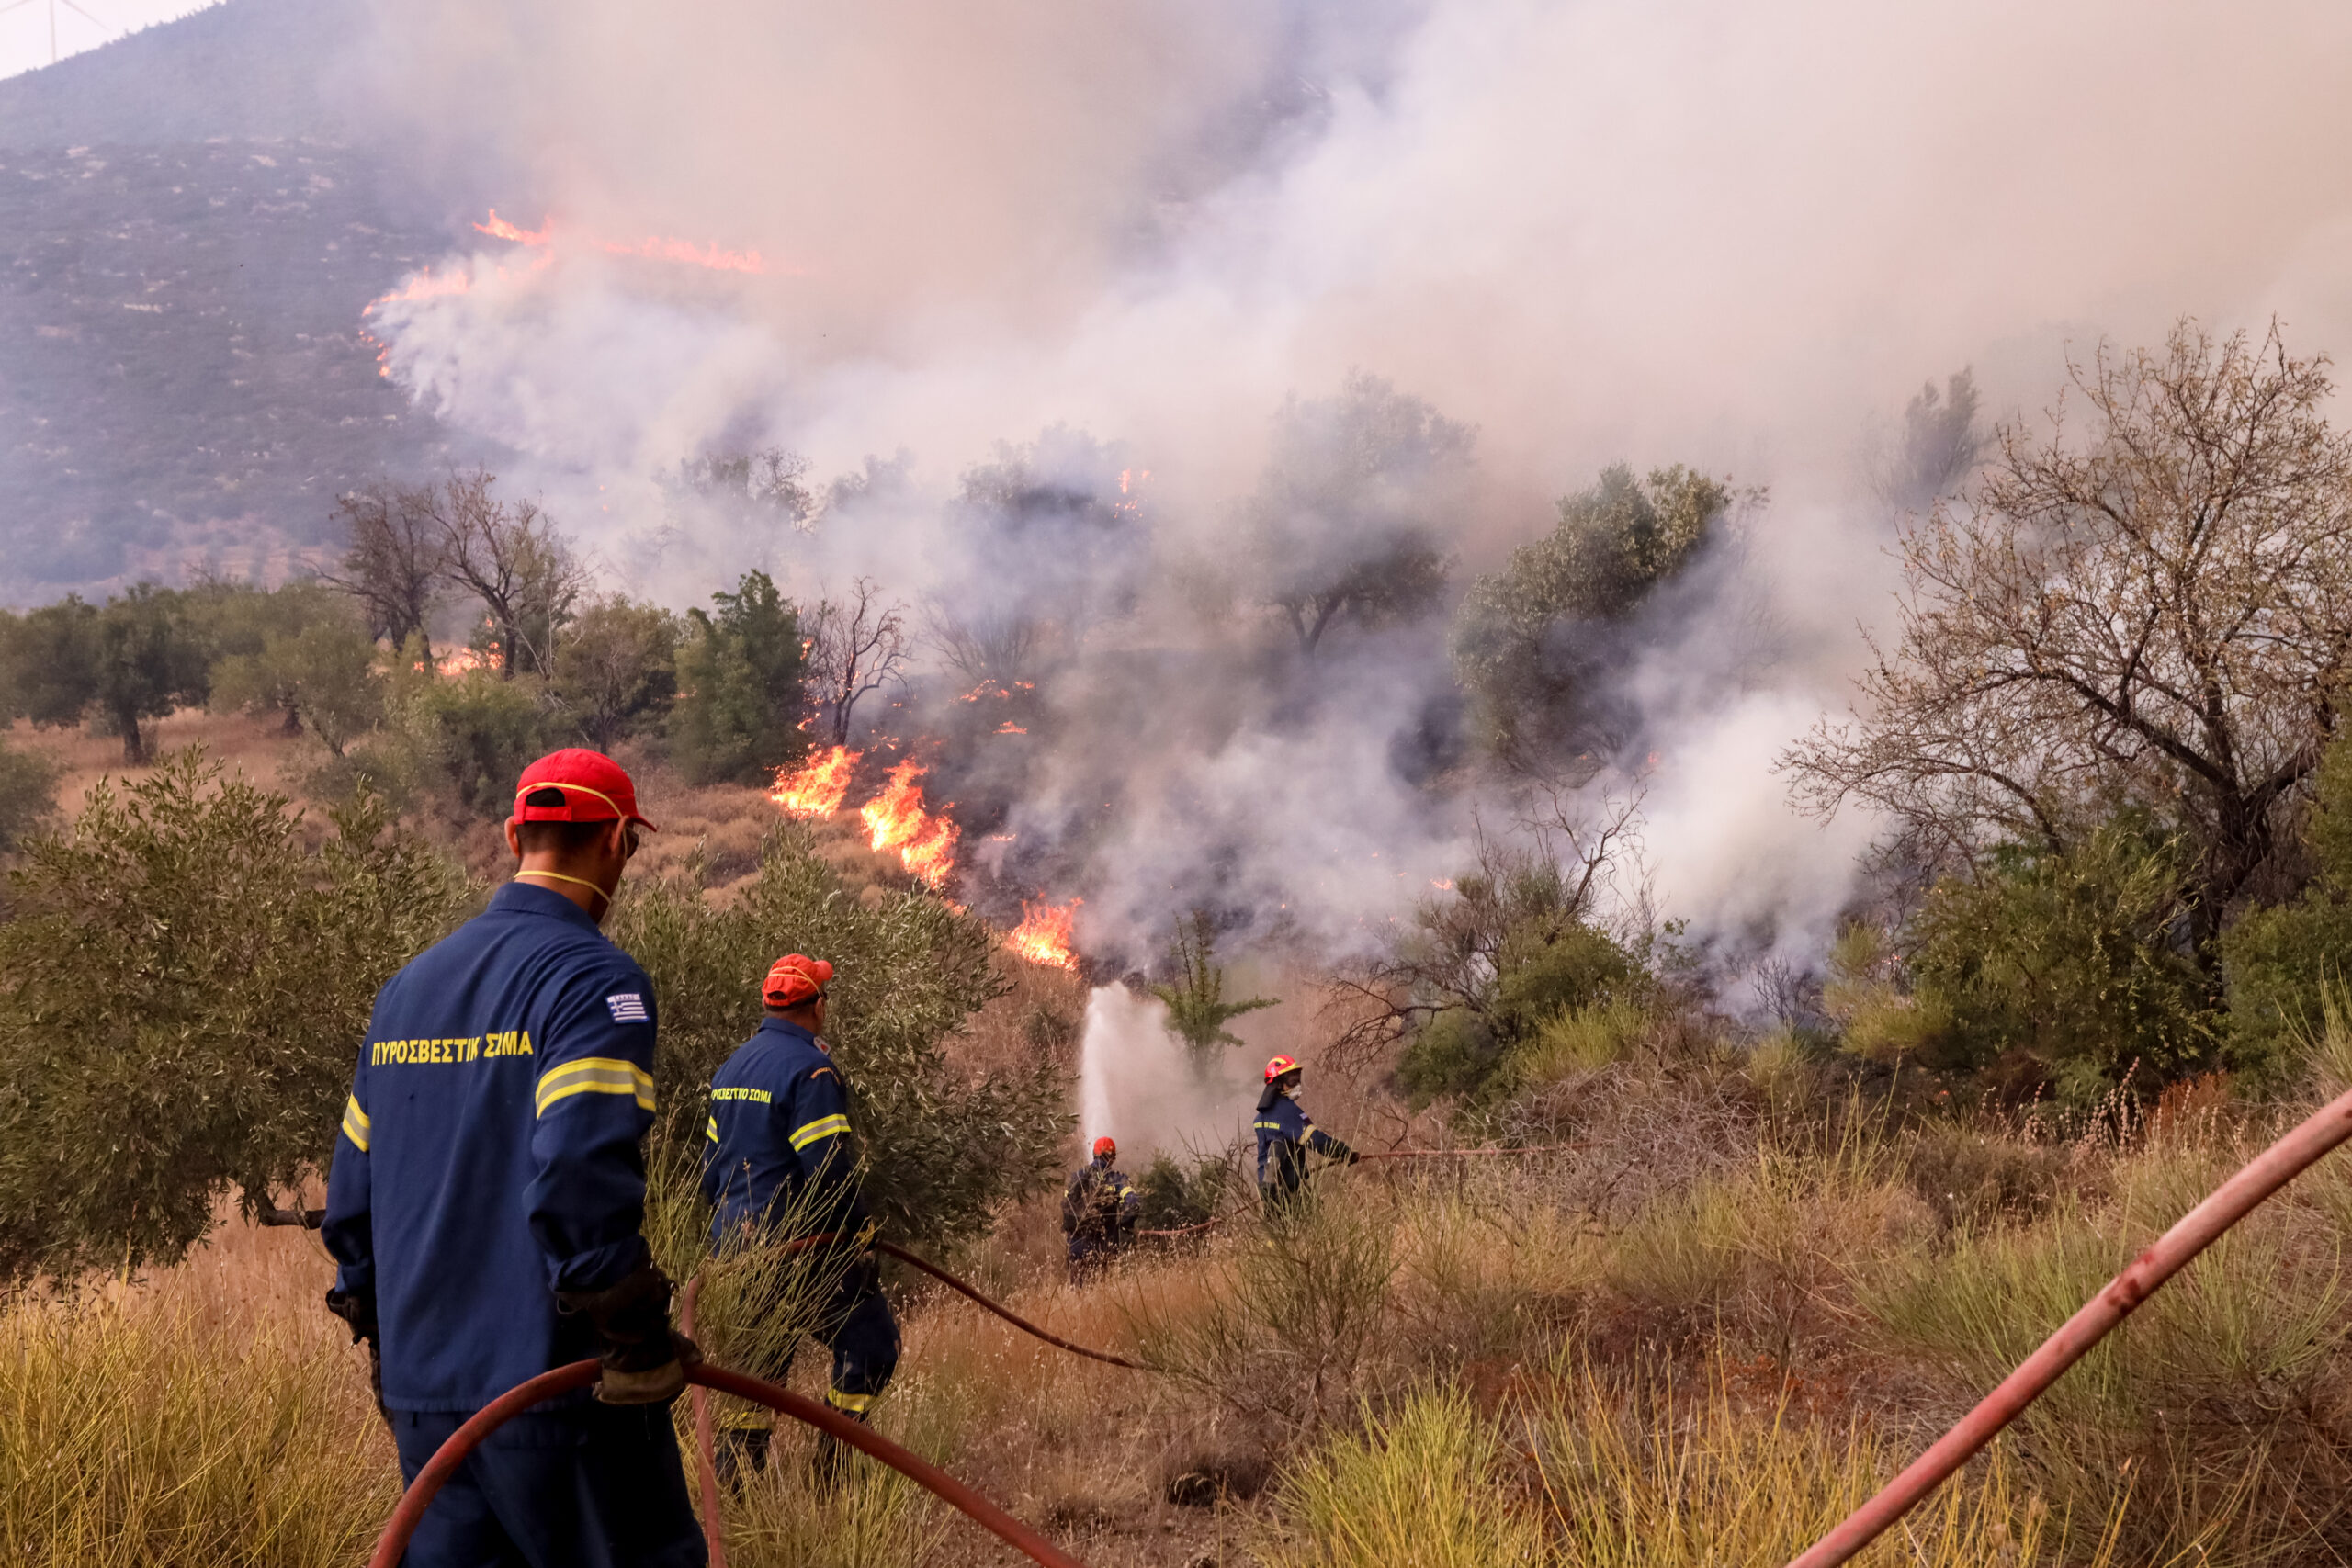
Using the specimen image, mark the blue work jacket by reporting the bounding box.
[1254,1088,1353,1197]
[321,880,662,1413]
[699,1017,866,1247]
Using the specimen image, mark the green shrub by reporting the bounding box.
[333,656,555,822]
[2223,732,2352,1079]
[0,735,62,861]
[1396,1010,1499,1106]
[1906,825,2218,1102]
[1502,999,1646,1089]
[1134,1150,1227,1233]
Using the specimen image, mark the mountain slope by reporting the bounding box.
[0,0,479,601]
[0,0,356,150]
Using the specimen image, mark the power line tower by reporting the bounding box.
[0,0,119,68]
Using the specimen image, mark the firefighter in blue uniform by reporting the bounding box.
[321,749,704,1568]
[700,953,900,1483]
[1254,1055,1357,1213]
[1060,1135,1138,1283]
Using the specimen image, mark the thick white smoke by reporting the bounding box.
[348,0,2352,968]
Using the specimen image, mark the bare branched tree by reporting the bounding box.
[323,483,447,656]
[1787,321,2352,950]
[1322,790,1643,1069]
[426,468,591,679]
[807,578,910,745]
[926,604,1046,689]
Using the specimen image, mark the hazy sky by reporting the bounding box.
[0,0,215,82]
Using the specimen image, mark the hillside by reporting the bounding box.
[0,0,354,149]
[0,0,472,603]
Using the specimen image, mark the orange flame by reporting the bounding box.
[859,761,960,888]
[417,643,501,676]
[1007,899,1080,970]
[996,722,1027,735]
[770,745,861,819]
[474,209,552,245]
[601,234,766,274]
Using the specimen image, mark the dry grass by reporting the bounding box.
[6,794,2349,1568]
[0,1213,396,1567]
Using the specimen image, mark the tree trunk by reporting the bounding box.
[118,705,146,766]
[279,703,304,737]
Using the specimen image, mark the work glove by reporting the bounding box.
[557,1262,697,1405]
[324,1286,390,1426]
[597,1331,701,1404]
[1341,1148,1362,1166]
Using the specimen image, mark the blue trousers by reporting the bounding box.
[390,1401,707,1568]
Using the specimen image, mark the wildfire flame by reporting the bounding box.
[859,760,960,889]
[473,207,769,274]
[474,209,552,245]
[363,209,783,357]
[771,746,861,819]
[1006,899,1080,971]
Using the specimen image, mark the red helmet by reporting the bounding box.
[1092,1136,1116,1161]
[763,953,834,1009]
[1264,1055,1300,1084]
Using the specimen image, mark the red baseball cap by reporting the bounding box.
[510,749,658,831]
[763,953,834,1008]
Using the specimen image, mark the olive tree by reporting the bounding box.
[0,753,469,1285]
[1243,373,1471,654]
[1788,321,2352,952]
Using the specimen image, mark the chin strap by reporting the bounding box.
[513,869,614,908]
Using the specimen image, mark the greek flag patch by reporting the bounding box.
[605,992,650,1024]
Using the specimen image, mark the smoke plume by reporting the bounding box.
[345,0,2352,975]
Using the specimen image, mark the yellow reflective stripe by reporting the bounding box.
[825,1387,874,1414]
[706,1116,719,1142]
[341,1095,371,1153]
[789,1113,851,1151]
[535,1057,655,1116]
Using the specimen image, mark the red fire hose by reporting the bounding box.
[679,1276,727,1568]
[735,1234,1147,1371]
[1786,1080,2352,1568]
[871,1238,1146,1371]
[367,1358,1088,1568]
[1353,1141,1586,1162]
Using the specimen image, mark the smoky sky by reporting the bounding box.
[348,0,2352,968]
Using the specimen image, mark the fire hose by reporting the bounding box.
[671,1235,1147,1568]
[356,1144,1584,1562]
[373,1235,1136,1568]
[366,1356,1087,1568]
[1785,1079,2352,1568]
